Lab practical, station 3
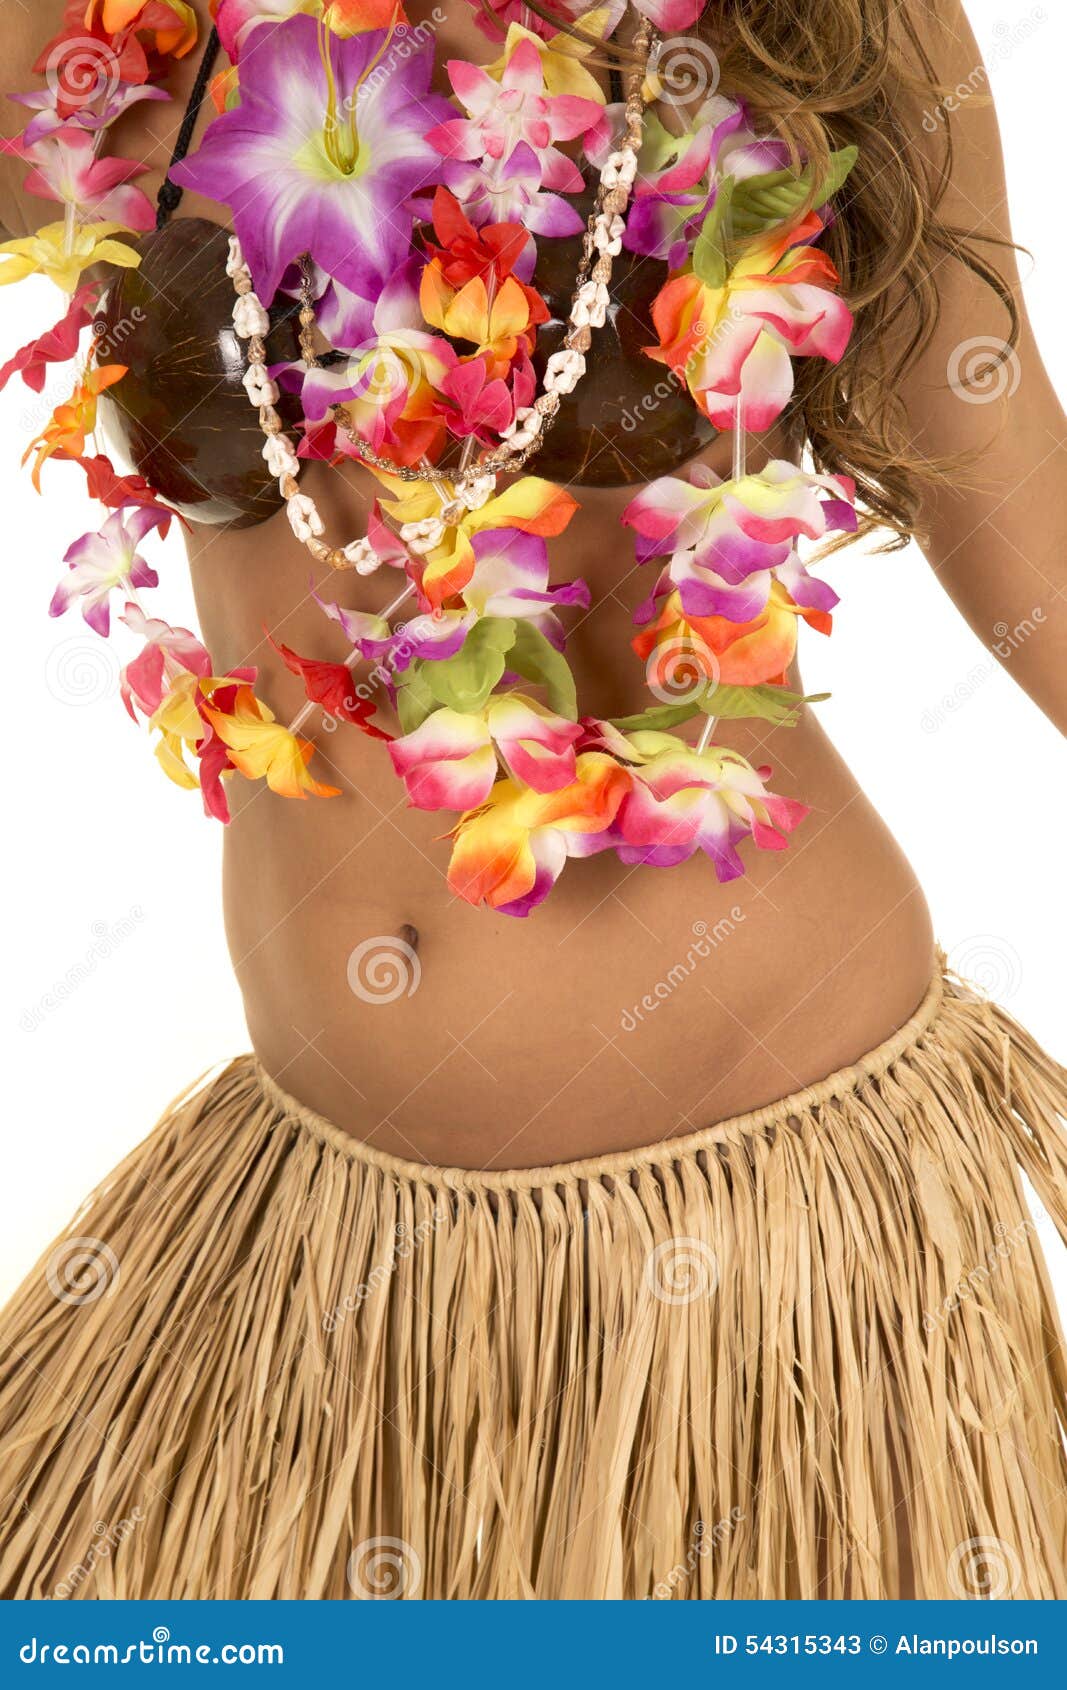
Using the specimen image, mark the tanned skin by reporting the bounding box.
[2,3,1063,1166]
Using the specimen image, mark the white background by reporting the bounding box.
[1,1,1064,1308]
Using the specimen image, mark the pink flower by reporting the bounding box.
[50,506,168,636]
[119,603,213,719]
[11,82,171,149]
[429,39,601,187]
[446,751,632,916]
[435,351,535,444]
[390,693,582,811]
[296,260,456,467]
[648,213,854,431]
[620,99,789,267]
[624,460,854,625]
[3,129,155,230]
[429,39,597,235]
[585,721,808,882]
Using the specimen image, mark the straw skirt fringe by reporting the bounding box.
[1,965,1066,1600]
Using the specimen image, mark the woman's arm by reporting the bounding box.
[893,0,1067,733]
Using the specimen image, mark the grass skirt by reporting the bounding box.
[1,962,1065,1599]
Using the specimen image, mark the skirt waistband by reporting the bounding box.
[256,961,951,1192]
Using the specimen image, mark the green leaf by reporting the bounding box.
[609,687,828,737]
[691,176,735,288]
[506,621,578,721]
[608,701,703,735]
[422,618,517,714]
[698,685,830,726]
[395,665,438,736]
[730,146,858,239]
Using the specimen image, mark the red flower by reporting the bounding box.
[422,187,548,329]
[0,286,98,396]
[268,635,392,740]
[80,452,182,522]
[34,22,151,119]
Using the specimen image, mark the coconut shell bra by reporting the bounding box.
[3,1,860,918]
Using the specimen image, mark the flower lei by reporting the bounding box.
[3,0,861,917]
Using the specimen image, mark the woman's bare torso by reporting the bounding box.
[28,5,938,1167]
[201,472,933,1169]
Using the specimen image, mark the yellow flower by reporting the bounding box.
[0,221,141,293]
[150,675,205,791]
[486,21,607,104]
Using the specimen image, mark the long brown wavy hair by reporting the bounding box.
[512,0,1019,548]
[709,0,1018,548]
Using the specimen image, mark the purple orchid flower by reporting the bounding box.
[11,82,170,149]
[170,16,453,303]
[51,505,168,637]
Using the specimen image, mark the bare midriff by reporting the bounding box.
[187,445,934,1170]
[116,6,935,1168]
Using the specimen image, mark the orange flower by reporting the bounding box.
[23,364,127,491]
[420,264,540,382]
[633,583,831,690]
[84,2,198,55]
[200,684,340,799]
